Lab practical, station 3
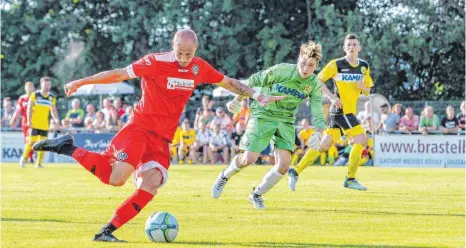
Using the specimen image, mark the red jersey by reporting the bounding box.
[126,51,225,141]
[16,94,29,127]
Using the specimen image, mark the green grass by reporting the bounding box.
[1,163,464,248]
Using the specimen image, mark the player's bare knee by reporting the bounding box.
[139,169,163,195]
[354,134,367,147]
[109,177,126,187]
[276,162,289,175]
[238,153,257,167]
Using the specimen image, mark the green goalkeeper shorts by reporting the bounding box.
[239,118,295,153]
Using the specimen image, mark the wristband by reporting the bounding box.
[252,91,261,100]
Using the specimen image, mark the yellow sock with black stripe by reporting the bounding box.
[295,149,320,175]
[348,144,364,178]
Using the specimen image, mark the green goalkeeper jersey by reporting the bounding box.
[247,63,325,129]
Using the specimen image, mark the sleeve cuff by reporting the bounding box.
[126,65,137,78]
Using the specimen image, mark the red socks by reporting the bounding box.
[72,148,155,231]
[110,189,154,228]
[72,148,112,184]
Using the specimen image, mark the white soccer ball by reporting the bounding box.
[145,212,179,243]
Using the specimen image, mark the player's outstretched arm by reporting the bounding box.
[64,68,131,96]
[218,76,284,113]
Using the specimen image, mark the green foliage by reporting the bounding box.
[1,0,464,101]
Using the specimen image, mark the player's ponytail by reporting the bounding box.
[299,41,322,63]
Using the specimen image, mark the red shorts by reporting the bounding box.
[103,122,171,186]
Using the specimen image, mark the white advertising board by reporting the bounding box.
[374,134,465,168]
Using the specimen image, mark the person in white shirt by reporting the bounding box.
[208,123,229,164]
[210,107,233,132]
[190,122,211,163]
[357,100,379,133]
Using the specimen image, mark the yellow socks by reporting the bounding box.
[348,143,364,178]
[295,149,320,175]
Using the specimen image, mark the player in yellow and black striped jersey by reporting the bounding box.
[291,118,315,165]
[20,77,60,168]
[178,119,196,164]
[289,33,374,191]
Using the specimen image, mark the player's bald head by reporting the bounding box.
[173,29,198,45]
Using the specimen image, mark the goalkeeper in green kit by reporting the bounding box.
[211,41,326,209]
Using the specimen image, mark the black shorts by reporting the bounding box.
[30,128,48,137]
[328,113,360,130]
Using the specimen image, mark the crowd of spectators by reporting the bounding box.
[171,96,250,165]
[357,101,466,135]
[1,96,135,134]
[1,93,465,166]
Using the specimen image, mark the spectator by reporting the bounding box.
[392,103,402,119]
[301,118,315,149]
[399,107,419,134]
[377,103,400,134]
[120,105,133,126]
[357,100,380,132]
[106,107,120,132]
[441,105,459,134]
[178,119,196,164]
[65,99,85,127]
[229,122,245,159]
[84,116,94,132]
[85,104,97,122]
[419,106,440,135]
[233,99,250,126]
[194,95,211,128]
[198,108,214,128]
[100,98,114,121]
[61,118,71,129]
[178,106,190,126]
[457,100,466,131]
[190,121,211,164]
[210,107,233,132]
[92,111,107,133]
[208,123,229,164]
[1,97,15,127]
[113,98,125,118]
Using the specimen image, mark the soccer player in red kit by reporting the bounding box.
[33,29,284,242]
[10,81,36,164]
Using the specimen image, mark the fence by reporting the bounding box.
[2,128,464,168]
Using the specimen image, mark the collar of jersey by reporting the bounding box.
[38,91,50,98]
[344,56,359,67]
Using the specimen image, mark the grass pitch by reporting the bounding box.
[1,163,464,248]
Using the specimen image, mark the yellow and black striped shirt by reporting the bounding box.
[318,57,374,115]
[29,91,56,131]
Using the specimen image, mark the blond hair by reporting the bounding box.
[299,41,322,63]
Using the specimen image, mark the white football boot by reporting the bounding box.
[248,189,266,209]
[19,157,25,168]
[211,170,229,199]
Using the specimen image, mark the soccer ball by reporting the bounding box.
[145,212,179,243]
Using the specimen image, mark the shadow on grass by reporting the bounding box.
[168,241,437,248]
[276,208,465,217]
